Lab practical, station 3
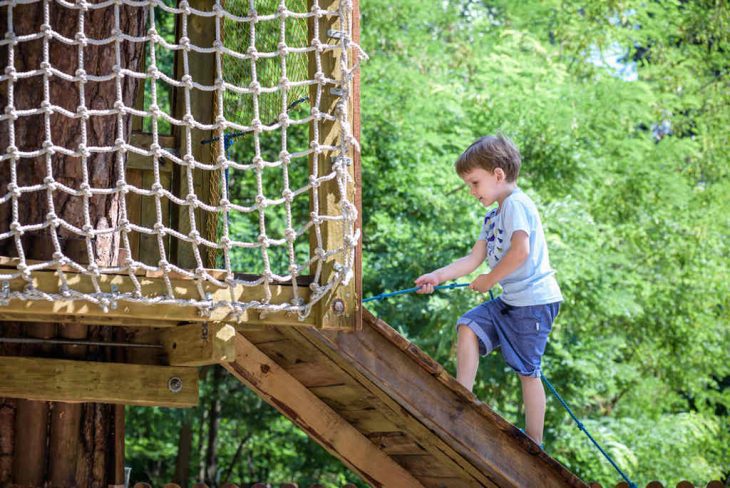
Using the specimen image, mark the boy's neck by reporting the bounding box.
[496,182,518,209]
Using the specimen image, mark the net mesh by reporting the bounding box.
[0,0,364,320]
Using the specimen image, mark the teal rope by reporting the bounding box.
[362,282,474,303]
[363,283,637,487]
[541,373,637,488]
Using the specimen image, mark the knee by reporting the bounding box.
[457,324,478,345]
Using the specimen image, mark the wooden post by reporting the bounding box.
[308,0,361,330]
[171,0,218,269]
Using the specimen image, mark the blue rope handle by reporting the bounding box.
[362,282,493,303]
[363,283,637,487]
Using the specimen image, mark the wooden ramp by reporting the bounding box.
[224,310,588,488]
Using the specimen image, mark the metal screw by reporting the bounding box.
[332,299,345,315]
[168,376,183,393]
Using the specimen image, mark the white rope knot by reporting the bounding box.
[76,105,89,120]
[4,65,17,82]
[247,46,260,61]
[43,176,57,191]
[153,222,166,235]
[82,223,94,237]
[179,36,191,51]
[9,221,22,234]
[284,228,296,242]
[308,175,320,188]
[74,31,88,47]
[40,23,52,38]
[5,145,18,158]
[255,194,267,209]
[79,182,92,197]
[313,70,326,84]
[6,183,20,198]
[116,179,128,193]
[278,42,289,57]
[281,189,294,202]
[257,234,270,248]
[151,182,164,196]
[181,74,193,89]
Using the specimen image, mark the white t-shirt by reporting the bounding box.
[477,188,563,306]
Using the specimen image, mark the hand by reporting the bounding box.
[415,272,440,294]
[469,273,494,294]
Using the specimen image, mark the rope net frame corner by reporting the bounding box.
[0,0,366,320]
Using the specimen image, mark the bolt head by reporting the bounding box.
[332,299,345,315]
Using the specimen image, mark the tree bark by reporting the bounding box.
[173,410,194,488]
[0,2,146,486]
[204,366,223,485]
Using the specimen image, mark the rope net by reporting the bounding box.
[0,0,364,319]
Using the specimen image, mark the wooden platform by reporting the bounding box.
[225,309,588,488]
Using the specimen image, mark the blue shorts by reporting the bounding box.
[456,298,560,377]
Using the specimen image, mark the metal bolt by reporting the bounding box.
[168,376,183,393]
[332,299,345,315]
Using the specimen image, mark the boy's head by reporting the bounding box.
[455,134,521,182]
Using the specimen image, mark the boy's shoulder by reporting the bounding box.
[504,188,538,213]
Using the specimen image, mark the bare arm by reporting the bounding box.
[470,230,529,293]
[415,241,487,293]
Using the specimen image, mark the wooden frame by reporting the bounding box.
[0,357,198,407]
[223,333,423,487]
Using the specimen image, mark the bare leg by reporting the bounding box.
[519,375,546,445]
[456,325,480,391]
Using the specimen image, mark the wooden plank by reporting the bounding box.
[308,384,377,411]
[367,432,427,456]
[0,270,316,327]
[292,312,588,488]
[254,339,319,368]
[0,357,198,407]
[125,169,143,262]
[283,360,350,388]
[337,408,401,433]
[160,323,236,366]
[222,333,424,488]
[308,0,358,330]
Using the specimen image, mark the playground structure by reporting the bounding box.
[0,0,638,486]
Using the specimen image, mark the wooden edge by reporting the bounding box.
[0,270,317,327]
[360,309,588,484]
[222,333,424,488]
[0,356,198,407]
[352,0,362,333]
[160,323,236,366]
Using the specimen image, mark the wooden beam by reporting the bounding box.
[160,323,236,366]
[308,0,359,330]
[0,269,316,327]
[288,313,588,488]
[0,357,198,407]
[223,333,423,488]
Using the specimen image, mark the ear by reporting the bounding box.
[493,168,506,182]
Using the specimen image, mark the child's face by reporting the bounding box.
[461,168,503,207]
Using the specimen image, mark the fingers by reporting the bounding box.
[416,283,435,294]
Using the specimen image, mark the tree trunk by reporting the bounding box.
[0,2,146,486]
[204,366,223,485]
[173,410,194,488]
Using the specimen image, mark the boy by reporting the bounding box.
[415,134,562,447]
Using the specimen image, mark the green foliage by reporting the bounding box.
[127,0,729,486]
